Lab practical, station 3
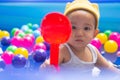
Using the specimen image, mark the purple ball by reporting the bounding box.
[32,49,47,63]
[1,37,11,46]
[12,54,27,68]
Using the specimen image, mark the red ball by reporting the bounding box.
[41,12,71,44]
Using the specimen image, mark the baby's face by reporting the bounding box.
[67,10,98,48]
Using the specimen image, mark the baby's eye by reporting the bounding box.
[84,27,91,31]
[72,26,76,29]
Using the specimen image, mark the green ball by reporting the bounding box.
[6,45,17,53]
[17,32,25,38]
[27,23,32,29]
[25,29,33,34]
[104,30,112,37]
[11,28,19,36]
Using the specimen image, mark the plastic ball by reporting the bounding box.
[33,30,41,38]
[21,25,29,32]
[6,45,17,53]
[0,57,6,69]
[11,36,23,47]
[32,24,39,30]
[12,54,27,68]
[0,31,10,39]
[1,37,11,46]
[117,35,120,47]
[104,40,118,53]
[35,36,44,44]
[104,30,112,37]
[33,43,46,52]
[96,33,108,44]
[2,31,10,38]
[27,23,32,29]
[43,42,50,51]
[22,36,34,48]
[17,32,25,38]
[14,30,23,36]
[41,12,71,44]
[1,51,14,64]
[25,29,33,34]
[32,49,47,63]
[90,38,102,50]
[14,47,29,59]
[11,28,19,36]
[109,32,119,42]
[24,34,35,42]
[116,51,120,57]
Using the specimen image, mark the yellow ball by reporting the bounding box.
[2,30,10,37]
[0,30,3,39]
[14,47,29,58]
[104,40,118,53]
[36,36,44,44]
[96,33,108,44]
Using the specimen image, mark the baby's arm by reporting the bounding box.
[95,48,120,74]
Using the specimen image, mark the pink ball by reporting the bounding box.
[90,38,102,50]
[11,36,23,47]
[24,34,35,42]
[116,51,120,57]
[1,51,14,64]
[117,35,120,47]
[109,32,119,42]
[33,43,46,52]
[22,36,34,48]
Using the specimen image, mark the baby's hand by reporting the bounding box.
[40,59,50,68]
[40,59,58,72]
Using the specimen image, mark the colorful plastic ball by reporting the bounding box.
[12,54,27,68]
[104,30,112,37]
[96,33,108,44]
[117,35,120,47]
[1,51,14,64]
[33,30,40,38]
[32,49,47,63]
[27,23,32,29]
[21,25,29,32]
[41,12,71,44]
[0,57,6,69]
[11,36,23,47]
[90,38,102,50]
[11,28,19,36]
[17,32,25,38]
[25,29,33,34]
[32,24,39,30]
[104,40,118,53]
[14,30,23,36]
[22,36,34,48]
[33,43,46,52]
[6,45,17,53]
[1,37,11,46]
[43,42,50,51]
[24,34,35,42]
[0,31,10,39]
[14,47,29,59]
[2,31,10,37]
[109,32,119,42]
[35,36,44,44]
[116,51,120,57]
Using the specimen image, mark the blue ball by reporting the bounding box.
[12,54,27,68]
[1,37,11,46]
[32,49,47,63]
[0,58,6,69]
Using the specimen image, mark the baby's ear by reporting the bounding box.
[94,29,99,37]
